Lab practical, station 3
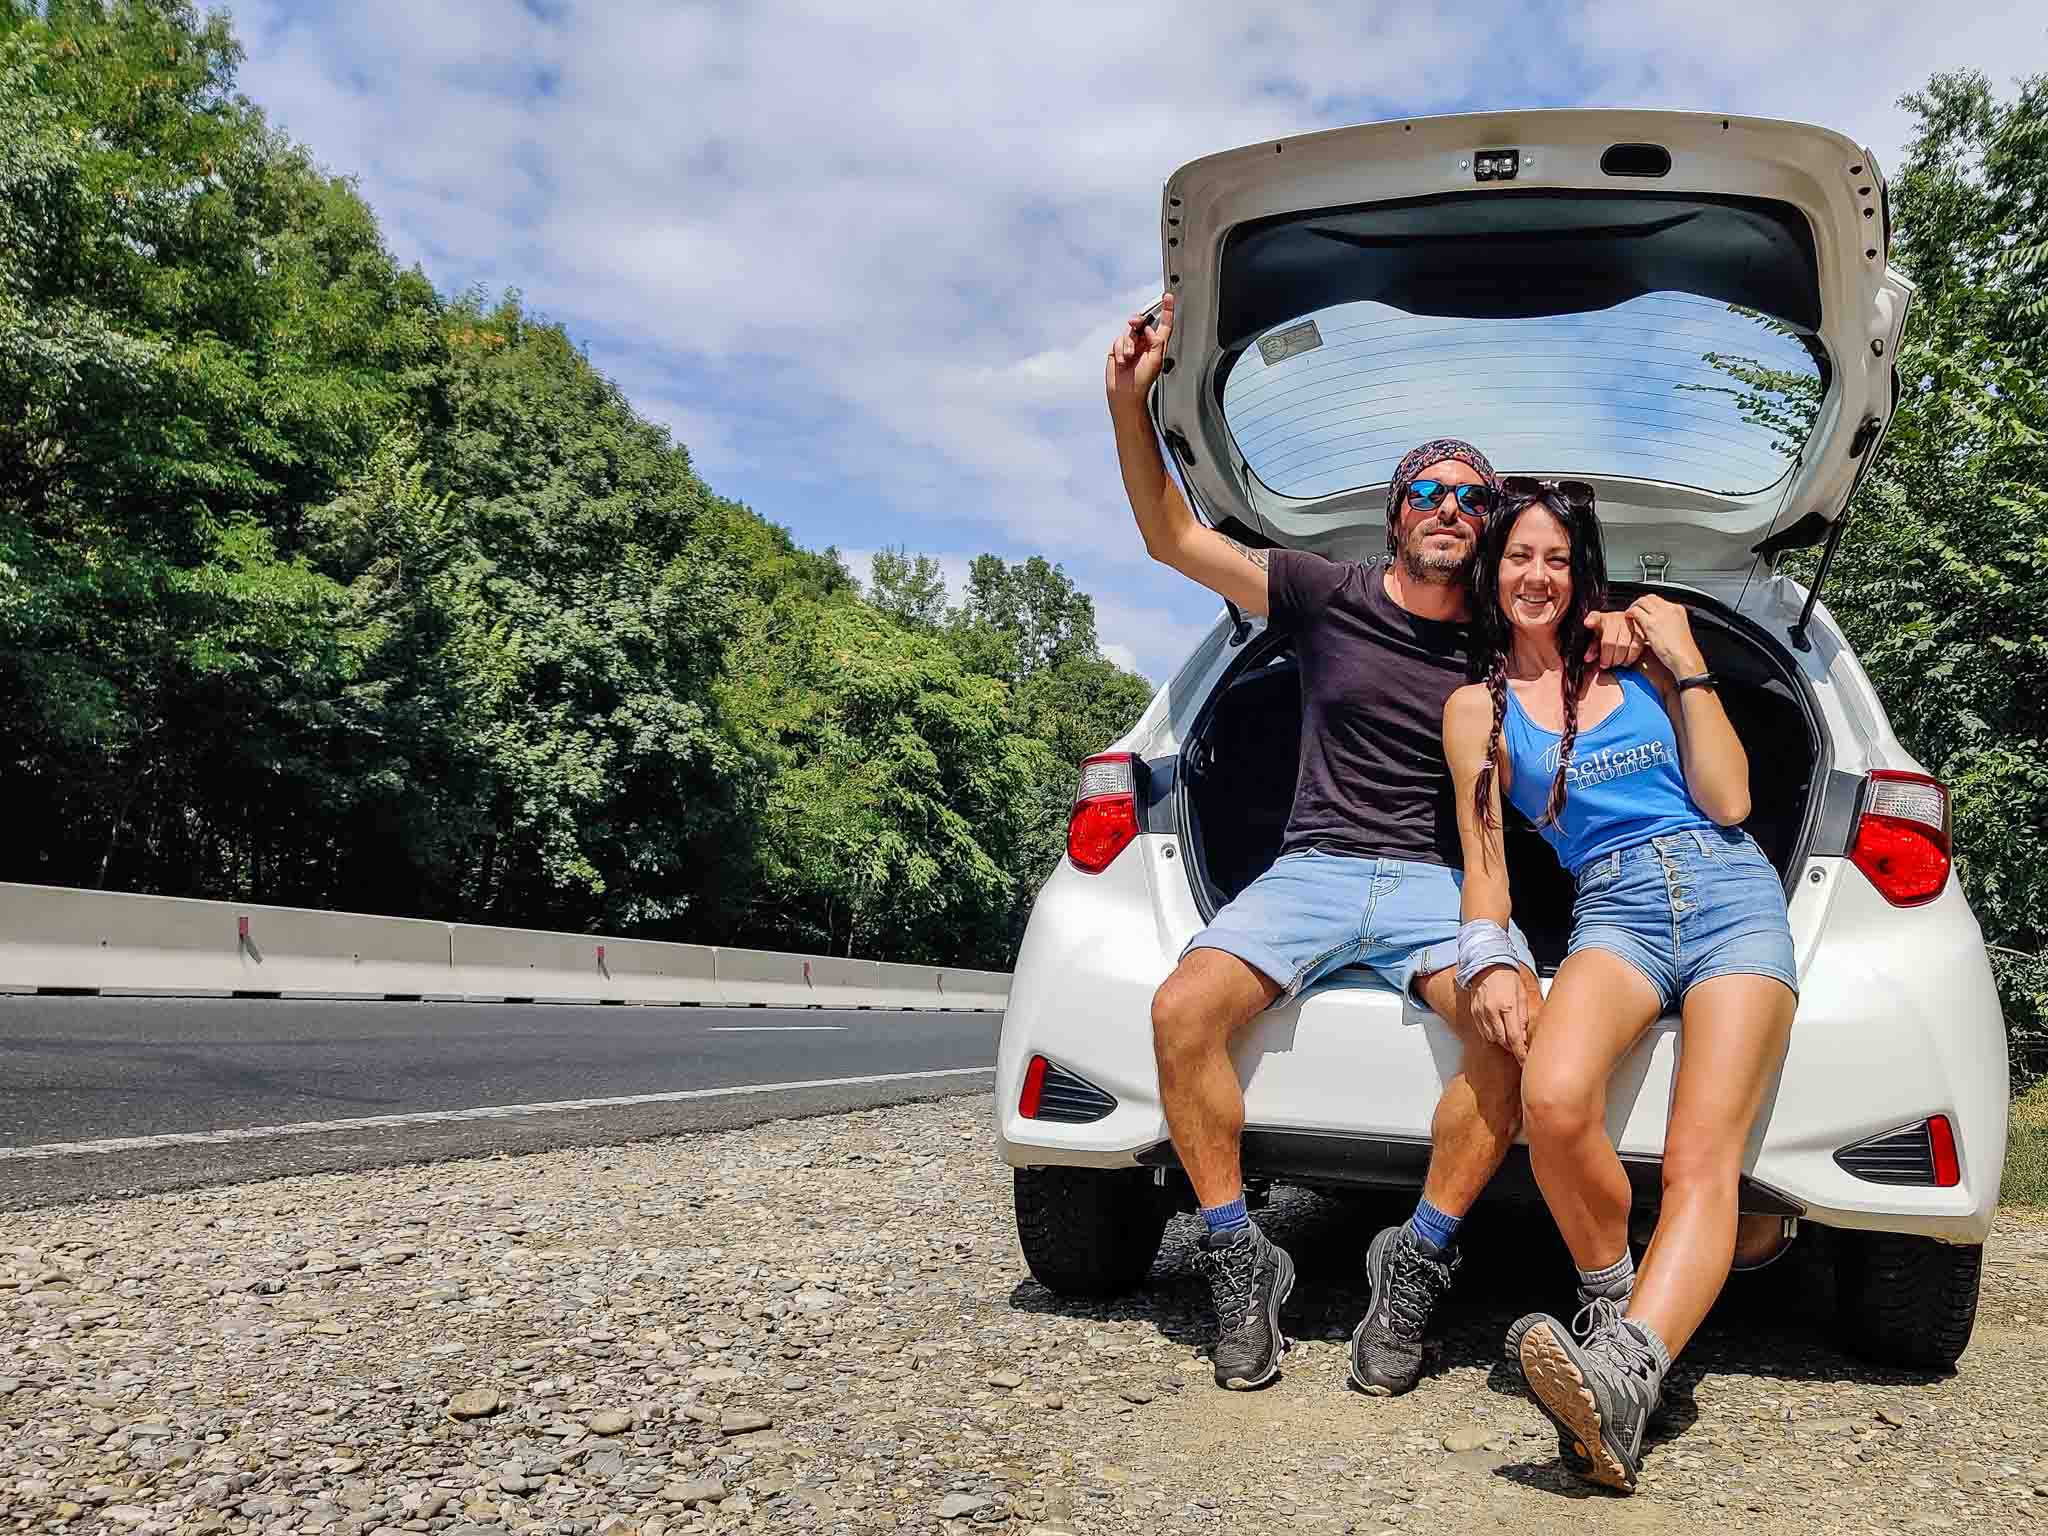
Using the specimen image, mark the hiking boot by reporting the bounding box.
[1514,1308,1668,1492]
[1504,1292,1629,1474]
[1503,1286,1631,1374]
[1192,1221,1295,1390]
[1347,1224,1458,1396]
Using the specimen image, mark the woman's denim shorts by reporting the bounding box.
[1569,826,1797,1011]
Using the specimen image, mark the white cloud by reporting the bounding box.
[230,0,2048,595]
[1092,592,1221,686]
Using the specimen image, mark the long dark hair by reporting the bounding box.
[1469,490,1610,830]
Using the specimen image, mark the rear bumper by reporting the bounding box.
[1134,1129,1804,1215]
[997,843,2007,1246]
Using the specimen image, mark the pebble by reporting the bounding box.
[1442,1424,1500,1453]
[666,1477,725,1505]
[447,1387,503,1419]
[0,1095,2039,1536]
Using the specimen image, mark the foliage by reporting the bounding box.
[865,546,947,631]
[1824,72,2048,1085]
[0,0,1155,965]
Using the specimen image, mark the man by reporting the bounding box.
[1105,293,1641,1396]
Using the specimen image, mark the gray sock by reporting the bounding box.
[1621,1317,1674,1385]
[1578,1249,1635,1303]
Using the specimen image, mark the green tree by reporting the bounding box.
[0,0,1164,975]
[721,597,1051,963]
[425,295,755,930]
[949,553,1100,682]
[0,0,438,895]
[866,546,948,630]
[1820,72,2048,1082]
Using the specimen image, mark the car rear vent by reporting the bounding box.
[1834,1121,1940,1185]
[1031,1062,1118,1124]
[1601,143,1672,178]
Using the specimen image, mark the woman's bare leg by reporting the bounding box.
[1520,950,1663,1271]
[1628,973,1795,1358]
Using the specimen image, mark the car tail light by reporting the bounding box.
[1018,1054,1049,1119]
[1929,1114,1960,1187]
[1067,753,1138,873]
[1849,770,1951,906]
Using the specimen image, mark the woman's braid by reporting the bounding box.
[1473,657,1510,830]
[1543,654,1586,828]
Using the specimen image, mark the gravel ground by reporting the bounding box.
[2,1094,2046,1536]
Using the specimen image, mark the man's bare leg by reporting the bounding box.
[1150,946,1282,1208]
[1348,963,1536,1396]
[1413,963,1537,1216]
[1153,946,1292,1390]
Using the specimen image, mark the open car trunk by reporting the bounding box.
[1179,586,1826,973]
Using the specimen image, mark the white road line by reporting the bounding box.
[706,1026,848,1032]
[0,1066,996,1161]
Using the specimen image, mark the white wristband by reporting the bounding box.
[1456,919,1520,990]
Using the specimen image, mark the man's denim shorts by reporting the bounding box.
[1184,847,1536,1005]
[1569,826,1798,1010]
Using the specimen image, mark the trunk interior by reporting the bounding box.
[1179,585,1825,974]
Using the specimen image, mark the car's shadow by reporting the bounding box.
[1007,1186,1950,1444]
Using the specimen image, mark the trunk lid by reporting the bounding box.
[1151,110,1912,577]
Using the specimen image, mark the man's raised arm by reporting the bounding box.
[1106,293,1272,619]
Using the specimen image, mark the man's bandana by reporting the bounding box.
[1385,437,1501,552]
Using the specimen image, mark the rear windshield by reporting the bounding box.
[1221,294,1824,498]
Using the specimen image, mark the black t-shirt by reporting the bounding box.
[1265,550,1473,867]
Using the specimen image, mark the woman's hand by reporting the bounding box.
[1471,965,1530,1063]
[1625,594,1707,677]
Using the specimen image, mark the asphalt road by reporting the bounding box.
[0,996,999,1208]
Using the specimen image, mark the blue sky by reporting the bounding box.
[228,1,2048,680]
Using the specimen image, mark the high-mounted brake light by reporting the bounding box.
[1067,752,1138,873]
[1849,770,1951,907]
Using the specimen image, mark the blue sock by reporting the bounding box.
[1404,1198,1461,1256]
[1201,1195,1250,1239]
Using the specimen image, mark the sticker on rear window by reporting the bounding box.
[1257,318,1323,367]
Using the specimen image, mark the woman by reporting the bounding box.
[1441,478,1797,1494]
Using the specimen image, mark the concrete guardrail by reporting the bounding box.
[0,882,1006,1011]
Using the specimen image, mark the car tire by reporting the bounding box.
[1013,1166,1169,1298]
[1833,1229,1983,1370]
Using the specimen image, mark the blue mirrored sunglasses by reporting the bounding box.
[1403,479,1499,517]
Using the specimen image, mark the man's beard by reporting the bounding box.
[1397,524,1475,586]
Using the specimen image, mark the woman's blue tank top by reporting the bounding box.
[1500,668,1716,875]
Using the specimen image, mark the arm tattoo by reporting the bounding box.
[1222,536,1270,570]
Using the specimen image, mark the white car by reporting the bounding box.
[996,109,2008,1370]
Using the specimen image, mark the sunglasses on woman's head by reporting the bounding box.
[1501,475,1597,512]
[1404,479,1500,517]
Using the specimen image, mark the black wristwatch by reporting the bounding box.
[1676,671,1719,693]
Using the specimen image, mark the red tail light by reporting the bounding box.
[1928,1114,1960,1188]
[1018,1054,1049,1119]
[1067,753,1138,873]
[1850,770,1951,907]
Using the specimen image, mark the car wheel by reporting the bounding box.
[1013,1166,1169,1298]
[1833,1229,1983,1370]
